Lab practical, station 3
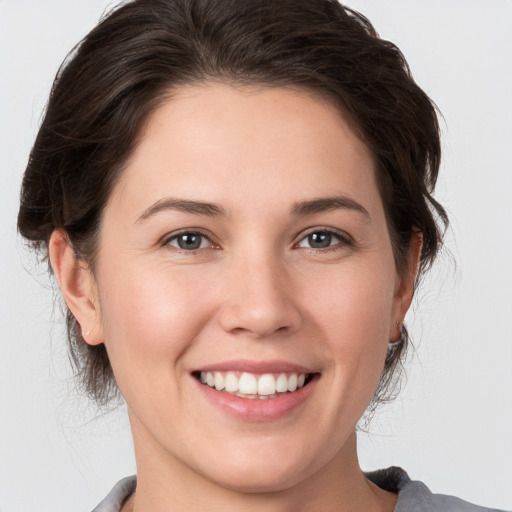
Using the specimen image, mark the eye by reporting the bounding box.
[296,230,347,250]
[165,232,213,251]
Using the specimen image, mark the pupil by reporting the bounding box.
[178,234,201,250]
[309,232,331,248]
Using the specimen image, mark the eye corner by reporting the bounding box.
[162,229,220,252]
[294,227,354,252]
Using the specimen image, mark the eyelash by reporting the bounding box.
[163,230,218,252]
[294,228,352,252]
[162,228,352,253]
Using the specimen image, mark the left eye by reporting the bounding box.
[297,230,344,249]
[166,232,211,251]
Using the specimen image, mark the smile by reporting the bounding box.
[196,371,313,399]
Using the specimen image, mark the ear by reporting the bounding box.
[48,230,103,346]
[390,230,423,341]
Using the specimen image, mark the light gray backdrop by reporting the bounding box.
[1,1,511,510]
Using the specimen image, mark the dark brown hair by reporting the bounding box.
[18,0,447,406]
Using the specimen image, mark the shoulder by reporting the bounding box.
[366,467,508,512]
[92,470,508,512]
[91,476,136,512]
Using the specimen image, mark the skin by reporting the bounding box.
[50,84,421,512]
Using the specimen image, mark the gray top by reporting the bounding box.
[92,467,507,512]
[366,467,507,512]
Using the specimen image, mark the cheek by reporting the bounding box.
[311,261,395,339]
[95,263,216,387]
[307,262,396,389]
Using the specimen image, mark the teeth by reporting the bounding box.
[199,370,310,397]
[224,372,239,392]
[276,373,288,392]
[257,374,276,395]
[214,372,225,391]
[287,373,298,392]
[239,372,258,394]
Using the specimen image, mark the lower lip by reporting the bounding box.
[195,377,318,421]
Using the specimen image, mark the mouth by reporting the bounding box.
[192,370,316,400]
[192,361,320,420]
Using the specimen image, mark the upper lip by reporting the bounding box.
[194,359,315,374]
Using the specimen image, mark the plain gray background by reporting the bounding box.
[1,1,511,510]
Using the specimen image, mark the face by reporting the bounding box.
[80,84,414,492]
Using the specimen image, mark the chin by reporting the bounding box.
[192,439,323,494]
[207,462,308,494]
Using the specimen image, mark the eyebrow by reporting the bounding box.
[291,195,371,219]
[136,198,226,222]
[136,194,370,223]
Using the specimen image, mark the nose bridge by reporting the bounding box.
[219,245,301,337]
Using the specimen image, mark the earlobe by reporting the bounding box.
[391,231,423,340]
[401,231,423,311]
[48,230,103,346]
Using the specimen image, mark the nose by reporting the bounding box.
[218,254,302,339]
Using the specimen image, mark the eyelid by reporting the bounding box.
[161,228,219,250]
[159,226,352,251]
[294,226,353,249]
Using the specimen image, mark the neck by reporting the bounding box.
[125,424,397,512]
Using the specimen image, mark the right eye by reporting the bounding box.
[165,232,213,251]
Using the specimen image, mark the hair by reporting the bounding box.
[18,0,447,407]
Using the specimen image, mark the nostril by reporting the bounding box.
[218,302,302,339]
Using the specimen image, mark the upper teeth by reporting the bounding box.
[200,371,307,396]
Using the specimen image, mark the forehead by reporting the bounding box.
[110,83,380,219]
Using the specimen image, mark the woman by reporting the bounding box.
[15,0,509,511]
